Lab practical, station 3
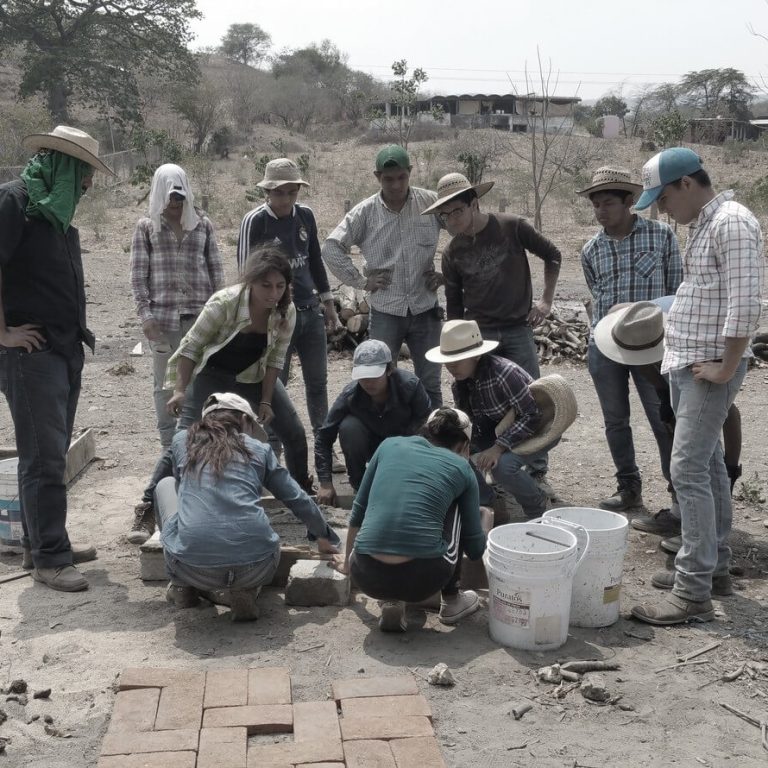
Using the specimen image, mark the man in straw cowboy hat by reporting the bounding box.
[628,148,764,626]
[427,320,576,519]
[0,125,114,591]
[322,145,444,407]
[578,166,681,513]
[422,172,562,497]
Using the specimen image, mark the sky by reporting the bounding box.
[191,0,768,103]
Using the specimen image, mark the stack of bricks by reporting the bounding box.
[98,668,446,767]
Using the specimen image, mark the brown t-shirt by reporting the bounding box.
[442,213,561,328]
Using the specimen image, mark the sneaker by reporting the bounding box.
[165,583,199,609]
[630,594,714,625]
[229,588,261,621]
[660,535,682,555]
[439,590,480,625]
[128,501,155,545]
[651,569,734,597]
[22,543,97,571]
[600,487,643,512]
[31,565,88,592]
[331,449,346,474]
[378,600,407,632]
[631,509,681,536]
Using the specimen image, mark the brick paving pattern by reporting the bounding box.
[98,669,447,767]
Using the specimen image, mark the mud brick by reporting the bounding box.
[118,668,204,691]
[198,727,247,768]
[247,667,292,705]
[246,739,344,766]
[340,695,432,721]
[389,737,447,768]
[284,559,351,606]
[139,532,166,582]
[204,669,248,708]
[332,676,419,702]
[100,728,199,756]
[340,716,433,742]
[344,739,397,768]
[106,688,160,735]
[296,764,345,767]
[203,704,293,734]
[97,753,196,768]
[154,680,204,731]
[293,701,341,743]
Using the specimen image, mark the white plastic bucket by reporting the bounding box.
[0,458,22,549]
[484,521,587,651]
[543,506,628,628]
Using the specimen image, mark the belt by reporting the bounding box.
[295,301,320,311]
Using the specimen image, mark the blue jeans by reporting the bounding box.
[0,345,83,568]
[481,324,546,475]
[588,342,673,490]
[369,307,442,407]
[491,450,548,518]
[337,415,384,490]
[670,361,746,602]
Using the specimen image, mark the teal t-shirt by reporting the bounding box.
[350,436,486,560]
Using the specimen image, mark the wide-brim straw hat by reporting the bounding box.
[577,166,641,198]
[421,172,494,215]
[496,374,578,456]
[425,319,499,363]
[23,125,114,176]
[593,301,665,365]
[257,158,310,189]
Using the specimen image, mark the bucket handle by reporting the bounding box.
[530,517,590,569]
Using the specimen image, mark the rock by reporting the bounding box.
[0,709,6,726]
[8,679,27,694]
[284,559,350,607]
[581,674,610,703]
[427,663,455,686]
[0,736,7,754]
[33,689,51,700]
[43,714,53,724]
[536,664,562,684]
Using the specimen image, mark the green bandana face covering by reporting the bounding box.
[21,151,93,233]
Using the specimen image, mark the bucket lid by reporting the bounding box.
[487,522,577,561]
[543,506,628,533]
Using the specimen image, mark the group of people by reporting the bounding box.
[0,124,763,631]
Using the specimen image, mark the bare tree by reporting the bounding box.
[172,76,227,153]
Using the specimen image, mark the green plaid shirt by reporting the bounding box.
[165,284,296,389]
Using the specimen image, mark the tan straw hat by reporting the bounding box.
[421,172,494,215]
[201,392,268,442]
[593,301,665,365]
[23,125,114,176]
[577,166,641,198]
[257,158,310,189]
[425,319,499,363]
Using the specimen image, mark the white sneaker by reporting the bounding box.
[378,600,407,632]
[439,590,480,625]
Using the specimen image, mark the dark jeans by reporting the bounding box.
[369,306,443,408]
[587,342,673,490]
[337,415,384,490]
[0,345,83,568]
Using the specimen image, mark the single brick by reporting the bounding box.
[203,704,293,734]
[389,737,447,768]
[97,752,196,768]
[205,669,248,709]
[340,716,433,742]
[296,764,345,767]
[246,739,344,766]
[139,532,166,582]
[106,688,160,735]
[293,701,341,743]
[118,668,204,691]
[344,739,397,768]
[154,681,204,731]
[340,695,432,721]
[100,728,199,756]
[198,726,247,768]
[247,667,292,705]
[332,676,419,702]
[284,559,350,607]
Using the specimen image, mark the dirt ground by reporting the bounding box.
[1,133,768,767]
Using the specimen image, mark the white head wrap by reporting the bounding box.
[148,163,199,233]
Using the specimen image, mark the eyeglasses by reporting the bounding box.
[438,205,468,223]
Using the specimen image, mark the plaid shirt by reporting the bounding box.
[581,215,682,326]
[130,216,224,333]
[165,284,296,389]
[452,355,540,451]
[662,191,765,373]
[322,187,441,316]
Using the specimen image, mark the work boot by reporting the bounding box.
[128,501,156,545]
[22,543,97,570]
[531,472,557,501]
[165,583,199,608]
[599,486,643,512]
[378,600,407,632]
[438,590,480,625]
[651,569,734,597]
[229,587,261,622]
[31,565,88,592]
[660,535,682,555]
[631,594,714,625]
[631,509,681,537]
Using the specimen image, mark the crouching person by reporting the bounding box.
[334,407,486,632]
[156,392,340,621]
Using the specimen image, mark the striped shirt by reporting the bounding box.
[322,187,441,316]
[165,284,296,388]
[581,215,682,326]
[130,215,223,333]
[662,191,764,373]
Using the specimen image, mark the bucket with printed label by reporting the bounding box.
[0,458,23,550]
[543,506,628,628]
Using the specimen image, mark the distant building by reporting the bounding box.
[687,117,756,143]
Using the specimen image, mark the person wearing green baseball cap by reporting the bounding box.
[322,145,445,408]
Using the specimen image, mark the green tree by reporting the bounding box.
[387,59,443,148]
[219,23,271,67]
[679,68,754,119]
[0,1,200,125]
[172,76,227,154]
[651,111,687,148]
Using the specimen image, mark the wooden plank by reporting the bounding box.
[0,571,30,585]
[64,428,96,485]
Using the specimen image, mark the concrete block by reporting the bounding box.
[100,728,199,756]
[344,740,397,768]
[293,701,341,743]
[202,704,293,734]
[198,727,247,768]
[118,669,203,691]
[389,737,447,767]
[270,546,322,587]
[246,739,344,766]
[155,681,204,731]
[97,753,197,768]
[332,676,419,702]
[64,428,96,484]
[340,716,433,742]
[139,532,166,582]
[204,669,248,709]
[106,688,160,734]
[340,695,432,721]
[284,559,350,607]
[247,667,292,705]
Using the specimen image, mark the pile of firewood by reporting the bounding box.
[533,312,590,364]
